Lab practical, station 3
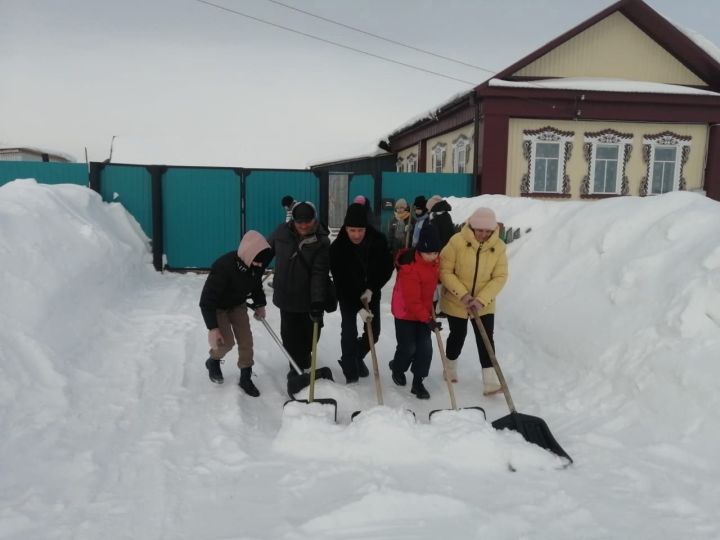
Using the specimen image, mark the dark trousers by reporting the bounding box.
[445,314,495,369]
[338,293,381,378]
[280,310,319,371]
[391,319,432,379]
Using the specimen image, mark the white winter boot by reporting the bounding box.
[443,359,458,383]
[482,367,502,395]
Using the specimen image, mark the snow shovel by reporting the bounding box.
[257,317,334,398]
[472,313,573,464]
[285,320,337,422]
[351,301,385,420]
[428,315,485,421]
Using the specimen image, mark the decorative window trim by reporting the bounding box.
[640,131,691,196]
[396,157,404,172]
[405,153,417,173]
[581,129,633,198]
[522,126,574,196]
[431,143,446,173]
[452,135,470,173]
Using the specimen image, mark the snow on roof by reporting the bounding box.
[675,24,720,67]
[488,77,720,96]
[386,89,473,140]
[0,146,76,162]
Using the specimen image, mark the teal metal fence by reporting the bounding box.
[349,174,374,206]
[379,172,473,233]
[162,168,241,269]
[245,170,320,239]
[99,165,154,237]
[0,162,87,188]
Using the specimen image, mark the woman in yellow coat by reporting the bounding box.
[439,207,508,394]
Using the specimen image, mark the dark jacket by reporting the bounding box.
[268,221,331,312]
[429,200,455,249]
[330,226,394,309]
[199,251,266,329]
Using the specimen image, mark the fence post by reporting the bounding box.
[89,162,105,194]
[147,166,167,272]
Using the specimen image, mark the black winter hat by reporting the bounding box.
[417,225,441,253]
[281,195,295,208]
[292,201,316,223]
[413,195,427,211]
[344,203,368,227]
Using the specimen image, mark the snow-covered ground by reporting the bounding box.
[1,179,719,539]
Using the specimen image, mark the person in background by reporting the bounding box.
[267,201,331,378]
[387,198,411,255]
[330,203,394,383]
[426,195,456,316]
[410,195,430,248]
[353,194,379,230]
[439,207,508,393]
[281,195,296,223]
[388,226,441,400]
[200,230,273,397]
[426,195,455,249]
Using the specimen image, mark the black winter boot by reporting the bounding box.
[411,377,430,400]
[205,358,224,384]
[239,367,260,397]
[389,360,406,386]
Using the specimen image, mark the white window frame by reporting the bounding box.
[641,132,691,196]
[405,153,417,173]
[522,128,574,195]
[431,144,446,173]
[583,130,633,196]
[452,135,469,173]
[396,157,404,172]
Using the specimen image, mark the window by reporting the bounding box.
[431,144,445,173]
[396,157,404,172]
[582,130,632,197]
[651,146,677,194]
[452,136,469,173]
[522,127,574,196]
[405,153,417,172]
[534,142,560,192]
[641,132,691,196]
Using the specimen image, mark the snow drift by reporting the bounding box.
[1,179,719,539]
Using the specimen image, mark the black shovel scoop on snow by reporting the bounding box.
[257,317,334,398]
[472,313,573,464]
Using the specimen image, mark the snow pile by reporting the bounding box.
[1,179,720,538]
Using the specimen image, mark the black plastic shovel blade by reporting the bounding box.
[429,406,486,421]
[492,411,573,464]
[283,398,338,423]
[351,408,416,421]
[286,367,334,397]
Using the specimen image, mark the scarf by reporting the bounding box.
[412,213,429,247]
[394,208,410,222]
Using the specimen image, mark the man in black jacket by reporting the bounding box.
[267,202,331,376]
[330,203,394,383]
[199,230,273,396]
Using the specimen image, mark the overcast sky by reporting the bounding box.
[1,0,717,168]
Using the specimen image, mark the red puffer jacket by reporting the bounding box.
[391,248,440,322]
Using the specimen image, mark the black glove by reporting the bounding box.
[427,320,442,332]
[309,302,324,324]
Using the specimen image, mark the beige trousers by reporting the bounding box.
[208,305,254,369]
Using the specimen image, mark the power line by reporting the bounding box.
[263,0,498,75]
[193,0,477,86]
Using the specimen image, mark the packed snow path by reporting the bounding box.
[1,181,719,539]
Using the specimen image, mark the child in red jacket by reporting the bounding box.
[388,225,441,399]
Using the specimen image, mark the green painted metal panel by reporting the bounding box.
[100,165,153,238]
[162,168,241,269]
[245,170,319,239]
[349,174,374,206]
[379,172,473,234]
[0,162,87,187]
